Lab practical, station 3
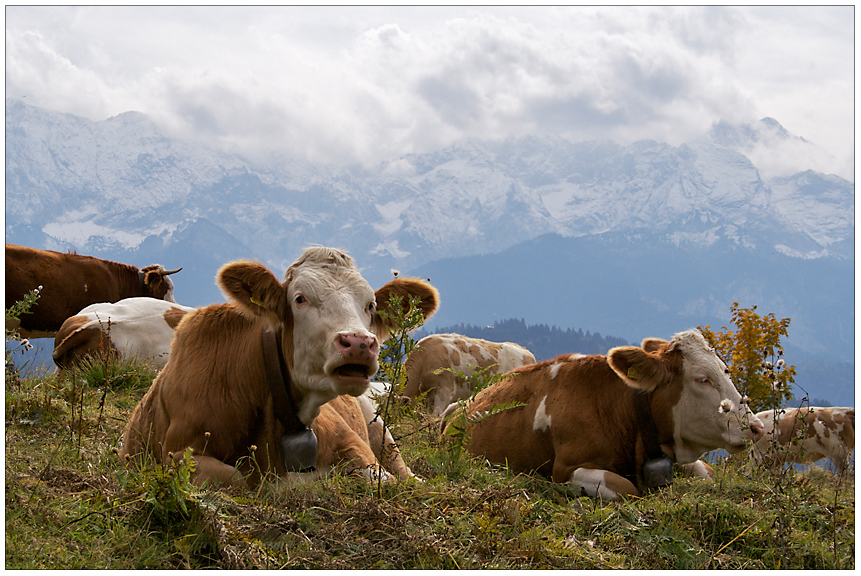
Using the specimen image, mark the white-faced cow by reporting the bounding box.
[52,297,196,373]
[5,244,181,338]
[751,407,855,476]
[119,247,439,487]
[403,333,536,415]
[443,330,764,500]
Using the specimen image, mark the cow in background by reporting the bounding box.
[751,406,855,476]
[52,297,196,374]
[443,330,764,500]
[120,247,439,487]
[5,244,181,338]
[403,333,536,415]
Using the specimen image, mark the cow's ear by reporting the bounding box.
[607,345,672,392]
[372,277,439,339]
[641,338,670,353]
[142,267,166,295]
[217,261,287,330]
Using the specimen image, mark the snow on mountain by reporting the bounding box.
[6,99,853,274]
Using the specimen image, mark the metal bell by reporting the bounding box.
[281,427,318,472]
[642,456,674,489]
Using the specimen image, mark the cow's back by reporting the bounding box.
[53,298,194,370]
[404,333,536,415]
[6,244,119,335]
[464,354,636,482]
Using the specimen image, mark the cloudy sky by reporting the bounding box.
[5,5,855,180]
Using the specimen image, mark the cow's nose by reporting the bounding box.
[335,332,379,359]
[748,420,764,442]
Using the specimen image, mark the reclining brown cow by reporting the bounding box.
[119,247,438,487]
[443,330,764,500]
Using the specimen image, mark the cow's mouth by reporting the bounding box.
[724,442,747,454]
[331,363,374,394]
[336,363,372,379]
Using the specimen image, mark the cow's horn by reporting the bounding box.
[161,267,183,275]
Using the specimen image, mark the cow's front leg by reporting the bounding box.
[187,454,249,488]
[366,418,417,481]
[677,459,715,481]
[566,467,639,500]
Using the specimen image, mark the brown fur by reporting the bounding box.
[5,243,180,337]
[460,354,649,485]
[162,307,189,329]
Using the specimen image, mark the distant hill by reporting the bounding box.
[415,317,629,361]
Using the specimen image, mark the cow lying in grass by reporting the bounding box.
[119,247,438,487]
[751,406,854,476]
[52,297,195,374]
[403,333,536,415]
[443,330,764,500]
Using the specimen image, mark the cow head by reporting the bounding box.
[607,329,764,464]
[217,247,439,422]
[140,264,182,302]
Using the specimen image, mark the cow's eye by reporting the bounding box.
[696,377,711,386]
[368,301,376,314]
[294,294,306,305]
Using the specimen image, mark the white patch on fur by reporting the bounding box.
[533,396,552,432]
[549,362,563,380]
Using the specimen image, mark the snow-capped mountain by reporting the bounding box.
[6,98,852,269]
[4,98,855,383]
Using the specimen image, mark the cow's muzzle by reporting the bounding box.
[330,331,379,394]
[748,419,764,442]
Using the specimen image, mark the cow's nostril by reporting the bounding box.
[749,422,764,441]
[337,332,378,356]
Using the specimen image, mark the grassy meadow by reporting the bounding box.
[4,353,855,570]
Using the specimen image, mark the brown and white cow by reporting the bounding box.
[403,333,537,415]
[5,244,181,338]
[751,407,855,476]
[443,330,764,500]
[119,247,439,487]
[52,297,196,373]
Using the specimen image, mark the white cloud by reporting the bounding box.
[4,6,854,180]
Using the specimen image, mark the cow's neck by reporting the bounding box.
[137,271,149,296]
[262,330,308,432]
[631,388,675,490]
[630,388,665,462]
[104,260,148,298]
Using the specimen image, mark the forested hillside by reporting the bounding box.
[416,318,630,361]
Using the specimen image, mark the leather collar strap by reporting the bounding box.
[631,388,666,462]
[138,271,148,296]
[261,329,306,434]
